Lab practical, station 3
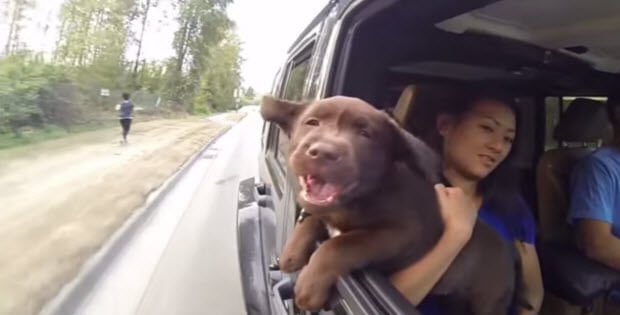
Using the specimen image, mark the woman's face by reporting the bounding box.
[438,99,516,181]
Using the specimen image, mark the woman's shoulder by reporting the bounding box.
[480,194,536,244]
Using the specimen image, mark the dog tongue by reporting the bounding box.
[306,175,339,201]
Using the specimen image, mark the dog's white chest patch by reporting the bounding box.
[326,224,342,237]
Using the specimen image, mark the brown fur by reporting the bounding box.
[261,95,517,314]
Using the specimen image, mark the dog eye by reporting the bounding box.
[359,129,371,138]
[305,118,320,126]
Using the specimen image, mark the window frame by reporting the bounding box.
[262,3,424,313]
[264,40,317,198]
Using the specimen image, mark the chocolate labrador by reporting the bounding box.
[261,96,525,315]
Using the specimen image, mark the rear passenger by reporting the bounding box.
[536,97,620,314]
[568,96,620,270]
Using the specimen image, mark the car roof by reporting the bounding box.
[287,0,339,53]
[436,0,620,74]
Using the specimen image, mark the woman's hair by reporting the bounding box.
[415,86,523,216]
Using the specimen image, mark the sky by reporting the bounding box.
[227,0,328,93]
[0,0,328,94]
[0,0,61,54]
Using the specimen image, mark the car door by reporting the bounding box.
[256,2,422,314]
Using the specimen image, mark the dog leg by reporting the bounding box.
[278,214,326,273]
[294,229,406,311]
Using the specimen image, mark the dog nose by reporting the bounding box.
[306,143,340,162]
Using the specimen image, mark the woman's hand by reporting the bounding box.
[389,184,479,305]
[434,184,478,243]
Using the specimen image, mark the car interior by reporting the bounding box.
[315,0,620,314]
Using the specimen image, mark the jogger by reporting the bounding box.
[118,92,134,144]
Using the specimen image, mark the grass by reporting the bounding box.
[0,121,117,150]
[0,109,227,152]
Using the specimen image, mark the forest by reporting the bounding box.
[0,0,256,139]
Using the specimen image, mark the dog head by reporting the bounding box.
[261,95,440,212]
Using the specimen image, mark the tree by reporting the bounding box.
[245,87,255,99]
[165,0,233,107]
[0,54,58,135]
[3,0,35,55]
[55,0,137,68]
[139,60,165,93]
[0,0,244,136]
[193,32,242,113]
[133,0,159,75]
[1,0,9,30]
[55,0,137,91]
[237,86,258,107]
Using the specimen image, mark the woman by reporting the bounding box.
[390,89,544,314]
[118,92,134,145]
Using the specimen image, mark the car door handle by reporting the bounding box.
[255,182,273,208]
[256,182,270,196]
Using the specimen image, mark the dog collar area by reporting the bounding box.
[297,209,312,223]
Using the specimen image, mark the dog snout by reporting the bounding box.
[306,142,341,162]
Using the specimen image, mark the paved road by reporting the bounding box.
[44,112,262,315]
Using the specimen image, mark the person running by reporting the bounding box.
[118,92,134,145]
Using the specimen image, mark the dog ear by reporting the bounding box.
[260,95,307,136]
[388,117,442,184]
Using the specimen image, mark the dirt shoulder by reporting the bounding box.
[0,114,243,315]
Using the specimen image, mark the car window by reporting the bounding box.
[283,56,312,101]
[544,96,562,151]
[274,44,315,172]
[513,96,536,168]
[276,130,290,172]
[544,96,608,151]
[562,96,607,109]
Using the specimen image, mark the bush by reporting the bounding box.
[0,55,62,136]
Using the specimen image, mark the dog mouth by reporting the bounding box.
[298,174,342,207]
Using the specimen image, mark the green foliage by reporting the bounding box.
[0,0,243,143]
[0,55,60,135]
[55,0,137,93]
[169,0,235,109]
[0,120,116,150]
[237,86,259,107]
[244,87,255,99]
[193,32,242,113]
[138,61,165,93]
[55,0,137,68]
[282,59,310,101]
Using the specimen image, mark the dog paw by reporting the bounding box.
[294,265,335,311]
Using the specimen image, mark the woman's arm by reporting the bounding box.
[389,184,478,305]
[390,225,471,304]
[515,241,544,315]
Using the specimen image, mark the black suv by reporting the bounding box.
[237,1,620,314]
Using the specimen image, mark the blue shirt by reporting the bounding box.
[119,100,134,119]
[568,147,620,237]
[417,196,536,315]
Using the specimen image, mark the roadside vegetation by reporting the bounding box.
[1,0,259,149]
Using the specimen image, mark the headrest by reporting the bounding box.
[392,85,417,126]
[554,98,613,143]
